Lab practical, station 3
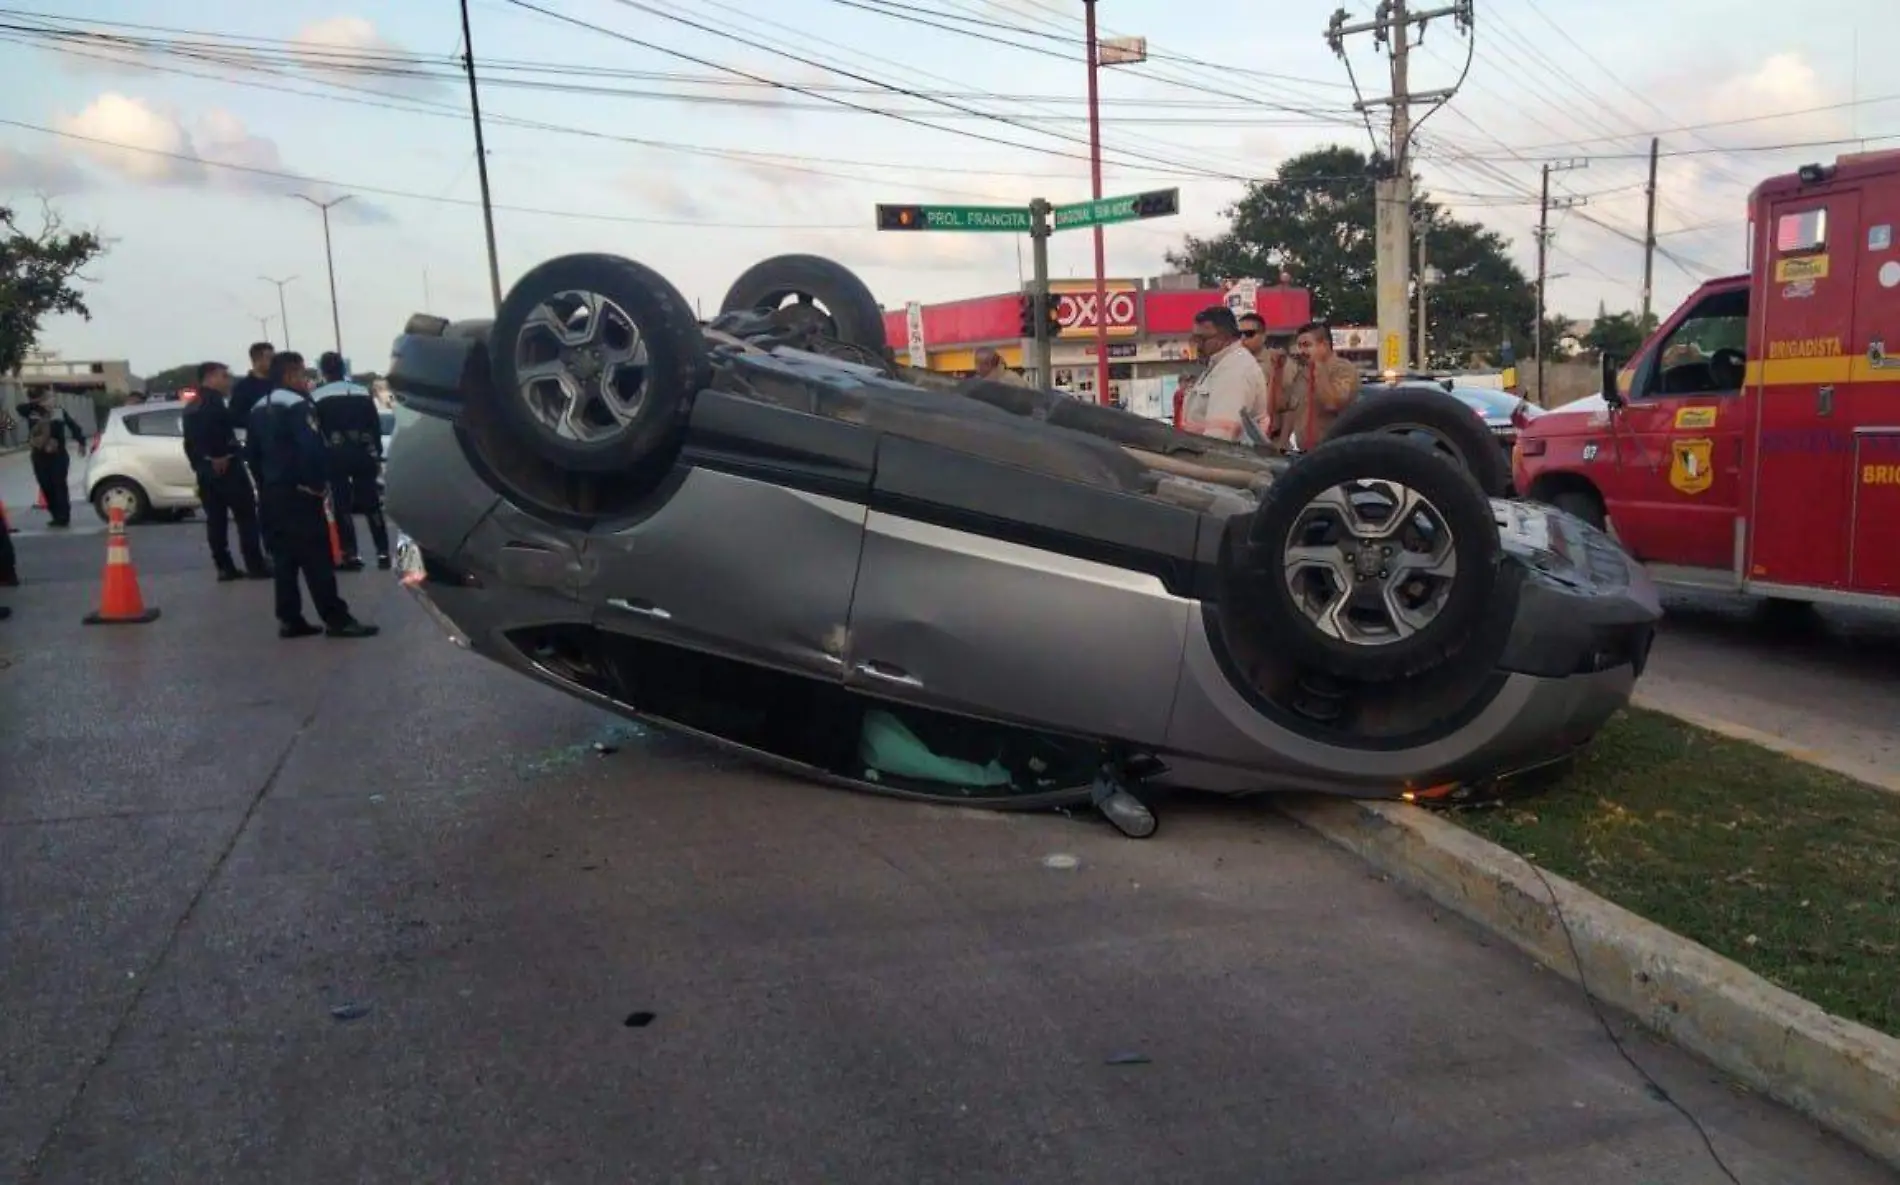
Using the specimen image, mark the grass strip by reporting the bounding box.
[1456,707,1900,1038]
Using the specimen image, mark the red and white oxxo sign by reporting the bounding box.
[1054,286,1139,338]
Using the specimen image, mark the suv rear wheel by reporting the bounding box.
[92,478,151,524]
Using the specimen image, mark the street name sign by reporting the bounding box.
[1052,188,1180,231]
[876,203,1032,233]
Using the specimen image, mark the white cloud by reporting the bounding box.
[290,16,443,95]
[48,93,390,223]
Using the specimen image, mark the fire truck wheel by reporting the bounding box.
[1550,490,1605,530]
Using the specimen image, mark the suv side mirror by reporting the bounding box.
[1600,353,1625,408]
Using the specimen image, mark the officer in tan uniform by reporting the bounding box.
[1266,319,1361,451]
[973,346,1031,387]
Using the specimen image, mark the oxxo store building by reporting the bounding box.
[881,278,1312,409]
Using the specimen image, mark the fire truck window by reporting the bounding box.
[1651,288,1749,398]
[1775,208,1826,253]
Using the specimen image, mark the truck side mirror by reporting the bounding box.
[1600,353,1625,408]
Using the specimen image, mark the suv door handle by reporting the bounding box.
[606,597,671,621]
[854,660,923,688]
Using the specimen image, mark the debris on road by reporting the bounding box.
[329,1002,372,1022]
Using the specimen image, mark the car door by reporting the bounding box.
[585,392,875,682]
[1748,191,1861,588]
[126,408,199,501]
[1847,186,1900,594]
[1604,286,1749,571]
[842,434,1196,748]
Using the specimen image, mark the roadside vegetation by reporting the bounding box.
[1457,707,1900,1038]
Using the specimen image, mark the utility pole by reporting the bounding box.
[259,275,296,350]
[1534,158,1588,405]
[1029,198,1054,388]
[293,194,352,361]
[1641,136,1659,326]
[1327,0,1472,377]
[460,0,504,313]
[1414,217,1429,370]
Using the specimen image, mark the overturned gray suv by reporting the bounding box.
[384,252,1659,837]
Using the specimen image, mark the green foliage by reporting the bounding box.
[1164,145,1537,366]
[0,203,105,376]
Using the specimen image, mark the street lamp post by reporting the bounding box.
[260,274,297,350]
[292,194,352,359]
[1080,2,1146,407]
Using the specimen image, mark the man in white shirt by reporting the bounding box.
[1179,305,1269,445]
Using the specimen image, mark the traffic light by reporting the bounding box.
[1043,293,1062,340]
[877,203,926,231]
[1132,189,1179,219]
[1018,293,1036,337]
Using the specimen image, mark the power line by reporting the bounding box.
[494,0,1251,181]
[819,0,1359,120]
[0,28,1216,196]
[0,20,1355,125]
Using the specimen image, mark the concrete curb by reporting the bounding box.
[1632,692,1900,797]
[1278,796,1900,1170]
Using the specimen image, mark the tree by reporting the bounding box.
[145,363,202,395]
[0,202,105,376]
[1165,145,1537,367]
[1582,310,1649,360]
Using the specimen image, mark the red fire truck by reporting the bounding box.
[1513,148,1900,608]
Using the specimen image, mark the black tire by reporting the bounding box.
[1549,489,1605,530]
[1326,388,1510,497]
[719,255,889,354]
[91,478,151,524]
[486,254,709,475]
[1242,433,1502,683]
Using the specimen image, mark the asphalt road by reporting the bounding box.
[1638,590,1900,788]
[3,523,1896,1185]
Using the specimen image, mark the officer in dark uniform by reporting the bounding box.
[182,361,271,582]
[310,351,391,571]
[245,351,378,640]
[227,341,276,424]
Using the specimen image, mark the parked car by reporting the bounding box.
[385,252,1659,837]
[84,400,202,524]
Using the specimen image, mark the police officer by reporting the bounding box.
[227,341,276,423]
[182,361,271,582]
[310,351,391,571]
[246,351,378,640]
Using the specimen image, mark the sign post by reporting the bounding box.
[1029,199,1053,387]
[875,188,1179,396]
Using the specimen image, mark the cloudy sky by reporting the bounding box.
[0,0,1889,375]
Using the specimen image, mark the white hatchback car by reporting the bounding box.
[85,401,202,524]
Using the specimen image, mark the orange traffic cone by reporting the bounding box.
[82,505,161,625]
[323,493,344,566]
